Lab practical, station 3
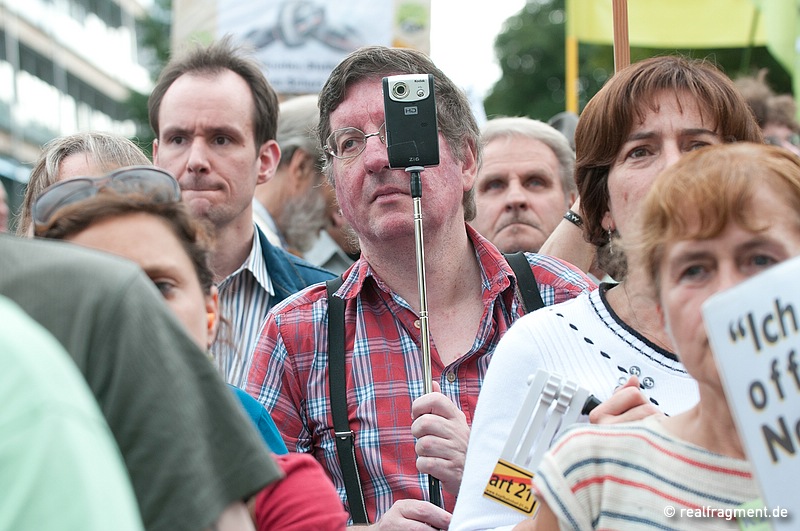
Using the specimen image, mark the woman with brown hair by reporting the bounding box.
[452,56,762,531]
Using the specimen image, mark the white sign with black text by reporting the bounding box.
[703,255,800,531]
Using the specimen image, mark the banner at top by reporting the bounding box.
[216,0,393,94]
[567,0,767,48]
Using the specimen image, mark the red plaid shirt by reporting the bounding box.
[247,226,594,523]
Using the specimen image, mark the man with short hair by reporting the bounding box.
[254,94,358,273]
[148,38,333,387]
[247,46,594,528]
[470,117,577,254]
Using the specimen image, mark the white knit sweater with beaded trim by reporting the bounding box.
[450,286,700,531]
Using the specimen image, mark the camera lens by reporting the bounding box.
[392,82,408,98]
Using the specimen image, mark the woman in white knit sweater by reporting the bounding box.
[450,56,763,531]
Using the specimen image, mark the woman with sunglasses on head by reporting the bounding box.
[18,131,151,236]
[28,158,288,448]
[34,166,348,531]
[32,165,288,450]
[451,56,763,531]
[517,142,800,530]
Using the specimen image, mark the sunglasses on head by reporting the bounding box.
[33,165,181,230]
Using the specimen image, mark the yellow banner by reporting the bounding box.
[755,0,799,75]
[755,0,800,108]
[567,0,766,48]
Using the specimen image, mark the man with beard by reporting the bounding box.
[469,117,576,253]
[255,94,360,273]
[253,94,331,256]
[149,39,333,388]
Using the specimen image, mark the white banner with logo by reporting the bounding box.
[216,0,393,93]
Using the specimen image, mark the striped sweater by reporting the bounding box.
[534,416,757,530]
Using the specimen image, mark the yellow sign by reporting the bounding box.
[566,0,766,48]
[483,459,539,516]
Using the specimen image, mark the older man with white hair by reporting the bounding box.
[470,116,576,253]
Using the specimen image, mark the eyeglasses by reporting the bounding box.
[325,123,386,159]
[33,165,180,229]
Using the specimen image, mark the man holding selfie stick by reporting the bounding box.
[247,46,594,529]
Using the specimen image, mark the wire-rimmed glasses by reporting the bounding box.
[325,123,386,160]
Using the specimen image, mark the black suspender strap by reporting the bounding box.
[503,252,544,314]
[325,253,539,523]
[326,277,369,524]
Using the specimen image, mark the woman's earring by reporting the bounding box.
[607,228,614,255]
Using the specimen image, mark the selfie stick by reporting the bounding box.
[406,164,442,509]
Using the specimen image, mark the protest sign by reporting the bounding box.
[703,255,800,530]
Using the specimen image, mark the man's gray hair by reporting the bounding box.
[277,94,323,169]
[481,116,577,197]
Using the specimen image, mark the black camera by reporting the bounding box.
[382,74,440,169]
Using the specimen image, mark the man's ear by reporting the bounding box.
[205,286,220,350]
[152,138,160,163]
[460,137,479,194]
[257,140,281,186]
[287,149,317,192]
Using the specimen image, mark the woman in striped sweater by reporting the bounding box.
[520,143,800,530]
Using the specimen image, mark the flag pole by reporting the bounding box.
[612,0,630,72]
[740,5,761,73]
[565,0,578,113]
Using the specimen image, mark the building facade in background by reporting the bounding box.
[0,0,152,228]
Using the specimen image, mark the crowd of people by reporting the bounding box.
[1,32,798,531]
